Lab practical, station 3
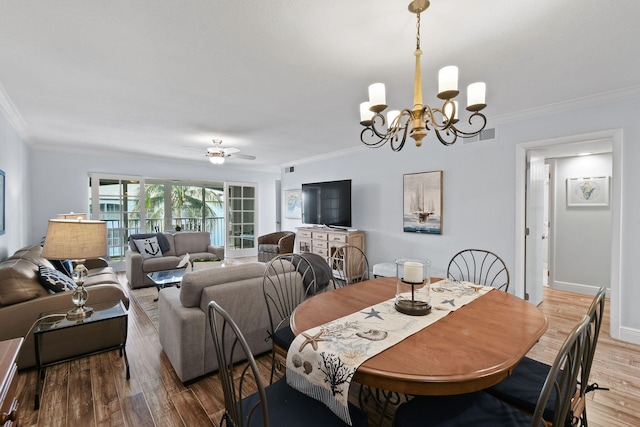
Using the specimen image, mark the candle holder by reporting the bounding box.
[395,258,431,316]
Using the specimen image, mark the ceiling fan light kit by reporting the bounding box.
[204,139,256,165]
[359,0,488,151]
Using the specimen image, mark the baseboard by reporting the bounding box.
[550,281,609,297]
[619,326,640,345]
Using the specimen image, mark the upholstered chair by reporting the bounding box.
[257,231,296,262]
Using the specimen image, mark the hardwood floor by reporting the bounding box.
[15,284,640,426]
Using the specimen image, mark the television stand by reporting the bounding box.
[296,227,366,278]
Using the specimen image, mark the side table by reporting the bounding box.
[0,338,22,426]
[33,300,129,410]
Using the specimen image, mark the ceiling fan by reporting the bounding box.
[203,139,256,165]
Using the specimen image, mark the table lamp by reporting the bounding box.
[42,218,107,319]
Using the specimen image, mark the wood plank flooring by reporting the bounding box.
[14,283,640,426]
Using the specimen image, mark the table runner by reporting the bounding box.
[286,280,493,425]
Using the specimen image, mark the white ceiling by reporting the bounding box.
[1,0,639,172]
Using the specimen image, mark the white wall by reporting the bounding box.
[28,149,280,251]
[0,113,31,259]
[281,94,640,340]
[551,154,612,291]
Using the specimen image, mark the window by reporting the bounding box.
[90,175,229,260]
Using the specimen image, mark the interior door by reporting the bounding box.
[225,182,258,258]
[525,152,545,305]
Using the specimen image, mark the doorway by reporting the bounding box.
[515,129,622,340]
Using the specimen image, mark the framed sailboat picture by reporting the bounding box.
[403,171,443,234]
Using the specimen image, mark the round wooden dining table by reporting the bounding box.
[290,277,548,396]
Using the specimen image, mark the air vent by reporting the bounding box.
[464,127,496,143]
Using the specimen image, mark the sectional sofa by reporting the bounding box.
[125,231,224,289]
[0,245,128,368]
[158,261,302,383]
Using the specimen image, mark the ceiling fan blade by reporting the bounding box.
[229,153,256,160]
[222,147,240,155]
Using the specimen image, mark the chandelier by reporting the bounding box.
[359,0,487,150]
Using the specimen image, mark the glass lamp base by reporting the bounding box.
[67,305,94,320]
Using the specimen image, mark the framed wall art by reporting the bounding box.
[403,170,442,234]
[566,176,610,207]
[285,189,302,219]
[0,169,4,235]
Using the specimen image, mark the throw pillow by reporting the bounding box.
[129,233,171,253]
[133,236,164,259]
[38,265,77,293]
[49,259,74,277]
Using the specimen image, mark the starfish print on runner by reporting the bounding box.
[361,307,384,320]
[299,330,327,352]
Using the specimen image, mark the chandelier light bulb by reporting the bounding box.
[387,110,401,129]
[467,82,487,111]
[360,102,374,125]
[368,83,387,113]
[438,66,459,100]
[443,101,458,123]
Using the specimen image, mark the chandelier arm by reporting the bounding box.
[449,112,487,138]
[434,128,459,146]
[360,109,414,151]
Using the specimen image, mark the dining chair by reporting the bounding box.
[486,287,607,426]
[393,314,591,427]
[330,244,370,288]
[208,300,370,427]
[263,253,317,384]
[447,249,510,291]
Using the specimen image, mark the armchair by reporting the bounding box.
[257,231,296,262]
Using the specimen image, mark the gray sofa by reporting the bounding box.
[0,245,128,368]
[125,231,224,289]
[159,261,304,383]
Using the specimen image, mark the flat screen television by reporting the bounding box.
[301,179,352,227]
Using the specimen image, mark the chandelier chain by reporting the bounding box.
[416,12,421,50]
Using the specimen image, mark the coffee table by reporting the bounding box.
[147,268,188,301]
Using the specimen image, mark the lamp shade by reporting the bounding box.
[57,212,87,220]
[42,219,107,260]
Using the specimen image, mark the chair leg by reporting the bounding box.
[358,383,406,427]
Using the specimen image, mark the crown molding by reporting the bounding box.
[0,82,31,143]
[490,85,640,125]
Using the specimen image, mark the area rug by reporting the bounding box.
[130,287,160,331]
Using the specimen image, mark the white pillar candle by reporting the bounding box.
[368,83,387,111]
[360,101,373,123]
[438,65,458,98]
[404,261,423,283]
[467,82,486,111]
[387,110,400,129]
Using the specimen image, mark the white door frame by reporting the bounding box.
[514,129,622,340]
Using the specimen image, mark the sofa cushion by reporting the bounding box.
[180,263,267,308]
[0,259,49,306]
[173,232,211,257]
[142,256,182,273]
[133,236,164,259]
[38,265,77,293]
